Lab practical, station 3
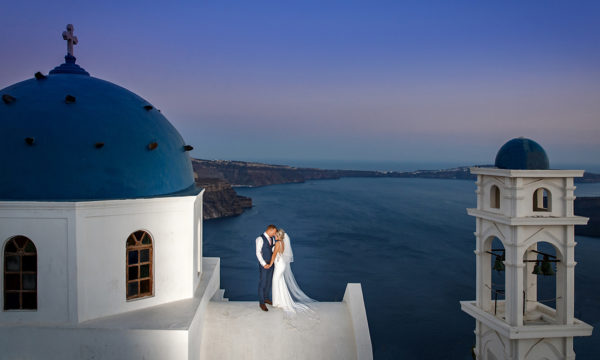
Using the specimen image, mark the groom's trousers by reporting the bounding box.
[258,265,273,304]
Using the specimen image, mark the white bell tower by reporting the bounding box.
[460,138,593,360]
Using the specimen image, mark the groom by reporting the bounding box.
[256,224,277,311]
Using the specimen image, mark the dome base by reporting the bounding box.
[49,55,90,76]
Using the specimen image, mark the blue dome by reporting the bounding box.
[0,59,195,201]
[494,138,550,170]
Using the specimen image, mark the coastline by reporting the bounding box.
[192,158,600,237]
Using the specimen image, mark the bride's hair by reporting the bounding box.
[276,228,285,240]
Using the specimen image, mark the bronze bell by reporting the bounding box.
[541,255,555,276]
[493,254,505,272]
[532,261,543,275]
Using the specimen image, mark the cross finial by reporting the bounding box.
[62,24,78,56]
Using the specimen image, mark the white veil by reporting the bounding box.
[282,233,315,304]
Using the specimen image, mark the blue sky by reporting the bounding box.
[1,1,599,167]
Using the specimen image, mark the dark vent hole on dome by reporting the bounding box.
[34,72,47,80]
[65,95,76,104]
[143,105,154,111]
[25,137,35,146]
[183,145,194,152]
[95,142,105,149]
[2,94,16,104]
[148,142,158,151]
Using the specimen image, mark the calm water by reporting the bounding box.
[203,178,600,359]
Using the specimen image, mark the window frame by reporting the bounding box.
[490,185,501,209]
[3,236,37,311]
[533,188,552,212]
[125,230,154,301]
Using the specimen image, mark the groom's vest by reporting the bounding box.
[260,234,273,265]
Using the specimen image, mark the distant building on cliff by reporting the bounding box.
[0,25,371,359]
[461,137,593,359]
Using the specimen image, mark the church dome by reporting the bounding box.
[494,137,550,170]
[0,56,195,201]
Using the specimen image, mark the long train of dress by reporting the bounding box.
[272,252,311,314]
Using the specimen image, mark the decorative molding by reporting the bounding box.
[467,208,588,226]
[470,168,584,178]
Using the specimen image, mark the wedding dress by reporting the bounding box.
[272,233,315,314]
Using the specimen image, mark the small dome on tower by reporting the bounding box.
[494,137,550,170]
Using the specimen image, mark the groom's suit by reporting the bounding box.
[256,233,274,305]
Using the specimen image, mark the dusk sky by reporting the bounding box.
[2,1,599,169]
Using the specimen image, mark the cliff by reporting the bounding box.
[193,159,599,186]
[193,159,345,186]
[195,177,252,220]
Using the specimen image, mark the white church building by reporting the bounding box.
[461,138,593,359]
[0,26,372,359]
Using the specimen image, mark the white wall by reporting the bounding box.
[472,169,581,220]
[0,256,221,360]
[343,283,373,360]
[193,191,204,291]
[477,322,570,360]
[75,194,200,322]
[0,191,203,324]
[0,326,189,360]
[0,203,75,324]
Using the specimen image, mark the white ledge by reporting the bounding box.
[470,167,585,178]
[467,208,589,226]
[460,301,593,339]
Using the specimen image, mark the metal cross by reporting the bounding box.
[62,24,78,56]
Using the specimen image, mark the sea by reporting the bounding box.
[203,164,600,359]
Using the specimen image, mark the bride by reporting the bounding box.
[265,228,315,314]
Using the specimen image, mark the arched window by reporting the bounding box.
[4,236,37,310]
[489,237,505,309]
[490,185,500,209]
[533,188,551,212]
[126,231,153,300]
[522,241,560,325]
